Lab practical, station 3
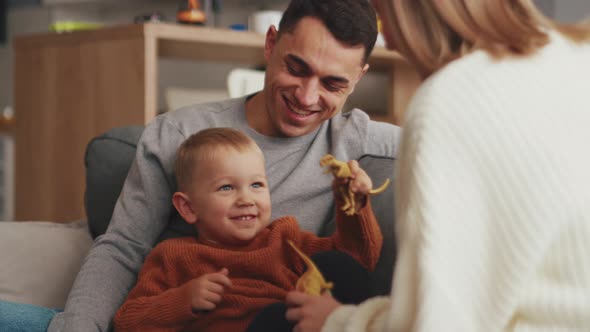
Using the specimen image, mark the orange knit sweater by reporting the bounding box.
[114,201,382,332]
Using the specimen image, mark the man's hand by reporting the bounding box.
[187,268,232,312]
[285,291,342,332]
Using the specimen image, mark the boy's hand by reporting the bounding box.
[334,160,372,210]
[344,160,373,195]
[187,268,232,312]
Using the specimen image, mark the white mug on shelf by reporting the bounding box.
[248,10,283,34]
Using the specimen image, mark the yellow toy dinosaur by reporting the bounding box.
[288,240,333,296]
[319,154,391,216]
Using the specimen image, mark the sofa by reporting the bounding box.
[0,125,396,313]
[0,126,143,310]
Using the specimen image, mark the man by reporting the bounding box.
[49,0,401,330]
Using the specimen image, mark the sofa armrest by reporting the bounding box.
[0,221,93,309]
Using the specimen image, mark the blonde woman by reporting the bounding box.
[285,1,590,331]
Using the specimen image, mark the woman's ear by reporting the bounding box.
[172,192,198,224]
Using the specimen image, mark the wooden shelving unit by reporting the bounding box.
[13,23,421,222]
[0,119,14,135]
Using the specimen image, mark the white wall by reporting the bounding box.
[535,0,555,17]
[555,0,590,23]
[535,0,590,23]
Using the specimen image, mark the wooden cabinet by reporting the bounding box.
[13,22,421,222]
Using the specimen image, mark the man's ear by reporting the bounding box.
[172,192,198,224]
[358,63,370,82]
[264,25,279,62]
[350,63,370,95]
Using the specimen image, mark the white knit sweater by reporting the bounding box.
[323,31,590,331]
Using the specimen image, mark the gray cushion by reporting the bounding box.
[84,126,144,239]
[358,155,396,296]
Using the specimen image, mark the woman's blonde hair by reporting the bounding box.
[379,0,590,77]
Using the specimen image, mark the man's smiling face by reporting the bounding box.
[258,16,369,137]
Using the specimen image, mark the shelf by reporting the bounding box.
[0,120,14,135]
[15,22,405,70]
[150,23,405,71]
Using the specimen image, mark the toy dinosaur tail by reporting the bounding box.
[369,178,390,195]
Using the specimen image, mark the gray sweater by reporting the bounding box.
[49,97,401,331]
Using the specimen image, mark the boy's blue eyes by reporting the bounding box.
[217,182,265,191]
[219,184,233,191]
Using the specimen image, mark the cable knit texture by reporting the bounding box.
[322,31,590,331]
[114,200,382,331]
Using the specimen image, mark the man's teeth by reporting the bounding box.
[292,108,311,116]
[237,215,253,220]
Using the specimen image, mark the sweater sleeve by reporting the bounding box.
[49,117,187,332]
[295,197,383,272]
[114,244,198,331]
[321,297,391,332]
[331,199,383,271]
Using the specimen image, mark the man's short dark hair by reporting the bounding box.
[278,0,378,64]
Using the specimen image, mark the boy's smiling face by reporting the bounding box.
[186,146,272,247]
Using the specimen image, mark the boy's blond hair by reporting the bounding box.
[379,0,590,77]
[175,128,261,192]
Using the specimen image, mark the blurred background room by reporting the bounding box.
[0,0,589,222]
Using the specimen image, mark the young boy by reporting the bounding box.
[113,128,383,332]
